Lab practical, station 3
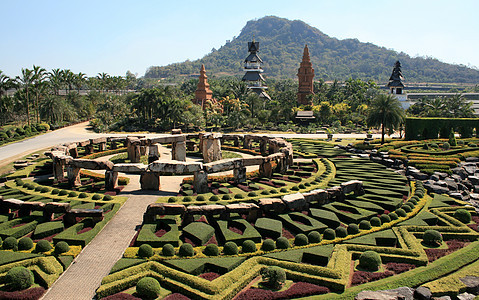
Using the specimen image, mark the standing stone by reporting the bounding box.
[85,144,94,154]
[193,170,208,194]
[201,133,222,163]
[105,170,119,191]
[260,138,268,156]
[259,160,273,178]
[67,166,81,187]
[99,142,107,152]
[67,144,79,158]
[243,135,253,149]
[140,172,160,190]
[53,157,66,182]
[148,144,161,163]
[172,141,187,161]
[233,167,247,184]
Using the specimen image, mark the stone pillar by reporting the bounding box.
[278,156,288,174]
[128,141,141,163]
[201,133,222,163]
[140,145,148,156]
[85,144,94,154]
[140,172,160,190]
[260,160,273,178]
[243,136,252,149]
[233,136,240,147]
[260,138,268,156]
[99,142,107,152]
[53,157,65,182]
[68,145,79,158]
[148,144,161,163]
[67,166,81,187]
[105,170,119,190]
[193,170,208,194]
[111,141,118,150]
[233,167,247,184]
[172,141,186,161]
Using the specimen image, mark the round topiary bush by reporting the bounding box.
[242,240,257,253]
[209,195,220,202]
[388,212,399,220]
[308,231,321,243]
[248,191,257,197]
[183,196,193,202]
[161,244,175,256]
[423,229,443,246]
[396,208,407,217]
[41,187,50,193]
[179,243,195,257]
[358,251,382,271]
[298,183,306,189]
[458,140,465,146]
[203,244,219,256]
[270,189,278,194]
[79,192,88,198]
[442,142,450,150]
[103,194,113,201]
[402,205,412,213]
[294,233,309,246]
[3,237,17,250]
[454,209,472,224]
[323,228,336,240]
[54,241,70,254]
[168,197,177,203]
[380,214,391,224]
[5,266,34,291]
[370,217,382,227]
[261,266,286,290]
[276,237,290,249]
[347,223,360,235]
[68,191,77,197]
[35,240,52,253]
[18,237,33,251]
[261,239,276,251]
[404,202,415,209]
[359,220,372,230]
[138,244,154,258]
[51,189,60,195]
[34,186,42,192]
[223,241,238,255]
[222,194,231,200]
[291,186,300,191]
[136,276,161,299]
[335,226,348,238]
[196,195,206,201]
[234,194,244,199]
[92,194,102,200]
[260,190,270,195]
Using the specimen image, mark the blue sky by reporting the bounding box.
[1,0,478,78]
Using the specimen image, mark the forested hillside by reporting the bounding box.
[145,16,479,83]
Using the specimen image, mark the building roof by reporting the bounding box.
[242,72,265,82]
[248,41,259,52]
[295,111,315,120]
[244,53,263,63]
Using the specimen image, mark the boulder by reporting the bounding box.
[281,193,306,211]
[414,286,432,300]
[341,180,364,195]
[457,292,475,300]
[302,189,329,204]
[355,287,414,300]
[225,203,259,214]
[258,198,286,213]
[460,276,479,295]
[187,204,225,215]
[70,159,114,170]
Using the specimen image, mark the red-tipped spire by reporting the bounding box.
[194,64,213,109]
[297,45,315,105]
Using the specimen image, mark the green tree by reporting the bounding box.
[32,65,47,123]
[16,68,35,125]
[367,94,405,144]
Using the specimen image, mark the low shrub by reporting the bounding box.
[291,186,300,191]
[359,250,382,271]
[370,217,382,227]
[34,186,42,192]
[178,243,194,257]
[248,191,257,197]
[323,228,336,240]
[35,240,52,252]
[276,237,290,249]
[54,241,70,254]
[335,227,348,238]
[280,188,288,193]
[347,223,360,235]
[3,237,17,250]
[261,266,286,290]
[294,234,309,246]
[68,191,77,198]
[203,244,219,256]
[454,209,472,224]
[51,189,60,195]
[261,239,276,251]
[234,194,244,199]
[442,142,450,150]
[359,220,372,230]
[18,237,33,251]
[168,197,177,203]
[388,212,399,220]
[209,195,220,202]
[222,194,231,200]
[92,194,102,200]
[308,231,321,243]
[136,277,161,299]
[298,184,306,189]
[260,190,270,195]
[103,195,113,201]
[40,187,49,193]
[196,195,205,201]
[79,192,88,198]
[223,241,238,255]
[402,205,412,213]
[242,240,257,253]
[423,229,443,246]
[5,267,34,291]
[396,208,407,217]
[161,244,175,256]
[380,214,391,224]
[183,196,193,202]
[138,244,154,258]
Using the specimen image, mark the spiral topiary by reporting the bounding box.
[35,240,52,253]
[276,237,290,249]
[138,244,154,258]
[335,227,348,238]
[358,251,382,271]
[294,233,309,246]
[136,277,161,299]
[223,241,238,255]
[179,243,195,257]
[261,239,276,251]
[370,217,382,227]
[203,244,219,256]
[161,244,175,256]
[454,209,472,224]
[395,208,407,217]
[359,220,372,230]
[380,214,391,224]
[5,267,34,291]
[18,237,33,251]
[54,241,70,254]
[347,223,360,235]
[242,240,257,253]
[3,237,17,250]
[323,228,336,240]
[423,229,443,246]
[307,231,321,243]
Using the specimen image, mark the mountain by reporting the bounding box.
[145,16,479,84]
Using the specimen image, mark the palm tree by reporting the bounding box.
[0,71,14,98]
[62,69,75,94]
[97,72,110,93]
[32,65,47,123]
[16,68,35,126]
[74,72,87,93]
[48,69,63,96]
[367,94,405,144]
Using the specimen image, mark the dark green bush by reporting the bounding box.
[442,142,450,150]
[358,251,382,271]
[203,244,219,256]
[380,214,391,224]
[51,189,60,194]
[103,195,113,201]
[183,196,193,202]
[92,194,101,200]
[3,237,17,250]
[291,186,300,191]
[347,223,360,235]
[5,267,34,291]
[260,190,270,195]
[35,240,52,252]
[396,208,407,217]
[40,187,49,193]
[279,188,288,193]
[15,178,24,186]
[136,276,161,299]
[248,191,257,197]
[388,212,399,220]
[223,241,238,255]
[261,239,276,251]
[209,195,220,202]
[276,237,290,249]
[26,184,35,190]
[179,243,194,257]
[261,266,286,290]
[423,229,443,246]
[298,183,306,189]
[222,194,231,200]
[79,192,88,198]
[138,244,154,258]
[196,195,205,201]
[18,237,33,251]
[370,217,382,227]
[308,231,321,243]
[359,220,372,230]
[168,197,177,203]
[68,191,77,197]
[402,205,412,213]
[34,186,42,192]
[242,240,257,253]
[294,233,309,246]
[454,209,472,224]
[335,227,348,238]
[323,228,336,240]
[54,241,70,254]
[161,244,175,256]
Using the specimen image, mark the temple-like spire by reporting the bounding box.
[387,60,405,95]
[297,44,315,105]
[242,39,270,100]
[194,64,213,109]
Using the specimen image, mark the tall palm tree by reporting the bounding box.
[97,72,110,93]
[62,69,75,94]
[32,65,47,123]
[48,69,63,96]
[0,70,14,98]
[75,72,87,93]
[366,94,405,144]
[16,68,35,126]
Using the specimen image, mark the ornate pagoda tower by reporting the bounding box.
[194,64,213,109]
[297,44,315,105]
[242,39,271,100]
[387,60,408,108]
